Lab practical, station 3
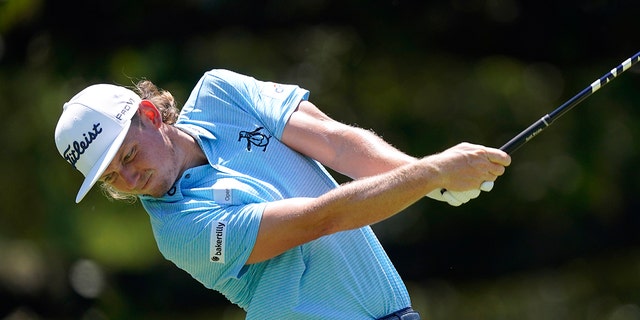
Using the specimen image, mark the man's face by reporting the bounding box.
[100,114,179,197]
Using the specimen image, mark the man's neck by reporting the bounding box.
[170,125,209,175]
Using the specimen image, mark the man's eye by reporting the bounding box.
[124,148,135,162]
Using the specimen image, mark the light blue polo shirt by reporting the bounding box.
[140,69,411,319]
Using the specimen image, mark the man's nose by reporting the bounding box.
[120,166,139,189]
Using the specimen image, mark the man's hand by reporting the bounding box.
[424,143,510,206]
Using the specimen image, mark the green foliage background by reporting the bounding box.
[1,0,640,319]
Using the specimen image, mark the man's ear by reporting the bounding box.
[138,100,162,128]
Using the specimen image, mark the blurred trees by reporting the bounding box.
[1,0,640,319]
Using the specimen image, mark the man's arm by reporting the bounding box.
[245,101,511,264]
[246,142,510,264]
[282,101,493,206]
[280,100,417,179]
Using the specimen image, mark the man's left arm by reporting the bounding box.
[281,100,417,179]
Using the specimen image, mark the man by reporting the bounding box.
[54,69,510,319]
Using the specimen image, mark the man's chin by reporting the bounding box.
[150,183,175,198]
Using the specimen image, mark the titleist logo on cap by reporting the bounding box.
[63,123,102,169]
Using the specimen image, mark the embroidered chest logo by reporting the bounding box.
[238,127,271,152]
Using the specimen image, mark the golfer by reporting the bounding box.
[54,69,510,319]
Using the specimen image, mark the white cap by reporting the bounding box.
[54,84,141,203]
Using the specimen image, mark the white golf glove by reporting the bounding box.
[426,181,494,206]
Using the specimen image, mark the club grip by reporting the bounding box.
[500,115,552,154]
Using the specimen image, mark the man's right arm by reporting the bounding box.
[245,143,511,264]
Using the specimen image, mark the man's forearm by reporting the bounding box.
[250,156,439,264]
[314,156,438,232]
[329,126,418,179]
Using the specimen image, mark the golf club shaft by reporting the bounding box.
[500,50,640,154]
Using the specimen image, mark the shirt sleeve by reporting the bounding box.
[148,202,265,282]
[182,69,310,139]
[141,173,276,290]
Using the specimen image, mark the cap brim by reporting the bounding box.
[75,120,133,203]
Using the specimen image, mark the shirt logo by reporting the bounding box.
[213,188,233,204]
[63,123,102,168]
[210,221,227,263]
[238,127,271,152]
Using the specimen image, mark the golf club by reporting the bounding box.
[438,50,640,203]
[501,50,640,154]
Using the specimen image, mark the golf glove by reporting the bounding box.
[426,181,494,206]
